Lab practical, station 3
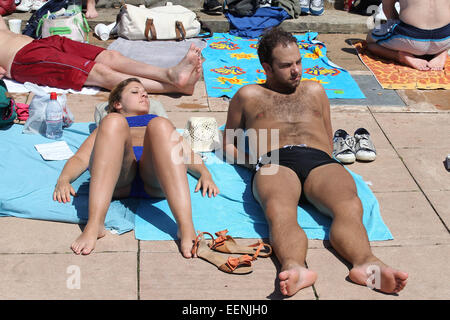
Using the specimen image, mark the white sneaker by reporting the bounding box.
[310,0,324,16]
[333,129,356,164]
[31,0,47,11]
[299,0,310,14]
[15,0,34,12]
[354,128,376,162]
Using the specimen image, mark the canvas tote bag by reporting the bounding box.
[117,3,207,41]
[37,10,90,43]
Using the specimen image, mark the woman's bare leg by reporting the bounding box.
[71,114,135,255]
[85,0,98,19]
[138,117,196,258]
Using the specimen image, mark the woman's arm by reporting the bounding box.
[53,129,97,203]
[182,140,219,198]
[382,0,400,20]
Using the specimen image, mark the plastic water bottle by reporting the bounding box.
[45,92,63,140]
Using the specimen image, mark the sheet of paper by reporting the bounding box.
[34,141,74,161]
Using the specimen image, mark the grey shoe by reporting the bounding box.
[333,129,356,164]
[299,0,310,14]
[310,0,324,15]
[354,128,376,162]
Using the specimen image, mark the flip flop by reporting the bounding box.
[209,229,273,258]
[191,232,254,275]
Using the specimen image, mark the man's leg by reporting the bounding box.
[85,0,98,19]
[86,45,202,94]
[253,165,317,296]
[366,33,430,71]
[303,163,408,293]
[138,117,196,258]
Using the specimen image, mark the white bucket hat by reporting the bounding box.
[182,116,221,153]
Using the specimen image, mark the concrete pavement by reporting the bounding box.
[0,5,449,301]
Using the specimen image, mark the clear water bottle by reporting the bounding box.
[45,92,63,140]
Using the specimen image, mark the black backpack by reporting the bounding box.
[350,0,381,16]
[223,0,259,17]
[23,0,70,38]
[0,80,16,128]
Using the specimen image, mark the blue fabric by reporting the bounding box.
[225,7,290,39]
[202,32,366,99]
[0,124,392,242]
[135,151,393,242]
[126,114,158,128]
[0,123,135,234]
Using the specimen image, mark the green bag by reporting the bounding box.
[0,80,16,128]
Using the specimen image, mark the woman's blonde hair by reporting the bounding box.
[107,78,143,113]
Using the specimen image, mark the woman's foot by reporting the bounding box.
[278,265,317,296]
[427,51,448,71]
[177,229,196,259]
[71,224,106,255]
[349,260,408,294]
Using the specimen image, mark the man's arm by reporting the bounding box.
[382,0,400,20]
[0,16,8,31]
[223,86,254,170]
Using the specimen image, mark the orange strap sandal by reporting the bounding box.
[209,229,273,258]
[191,231,254,275]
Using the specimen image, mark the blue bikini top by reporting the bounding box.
[126,114,158,128]
[126,114,158,161]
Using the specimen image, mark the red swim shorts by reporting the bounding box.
[11,35,105,91]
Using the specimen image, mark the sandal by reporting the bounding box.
[209,229,272,258]
[192,232,254,274]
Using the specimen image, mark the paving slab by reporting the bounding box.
[0,217,138,254]
[372,113,450,149]
[425,191,450,231]
[0,252,137,299]
[139,251,316,300]
[308,244,450,300]
[373,191,450,247]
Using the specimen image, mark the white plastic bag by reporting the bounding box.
[22,82,74,135]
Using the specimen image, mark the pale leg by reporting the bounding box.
[139,117,196,258]
[71,114,135,255]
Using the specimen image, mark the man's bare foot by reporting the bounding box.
[349,260,408,294]
[85,2,99,19]
[177,229,196,259]
[279,265,317,296]
[71,224,106,255]
[427,51,448,71]
[398,51,430,71]
[168,44,202,92]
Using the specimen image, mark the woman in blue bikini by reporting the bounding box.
[53,78,219,257]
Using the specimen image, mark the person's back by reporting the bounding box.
[398,0,450,30]
[0,18,33,78]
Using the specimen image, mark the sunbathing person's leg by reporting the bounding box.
[253,165,318,296]
[366,33,430,71]
[91,44,202,94]
[304,163,408,293]
[72,114,136,255]
[138,117,196,258]
[85,0,98,19]
[427,50,448,71]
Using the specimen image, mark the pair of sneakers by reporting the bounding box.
[203,0,222,14]
[299,0,324,16]
[333,128,377,164]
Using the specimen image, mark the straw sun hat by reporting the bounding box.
[182,116,221,153]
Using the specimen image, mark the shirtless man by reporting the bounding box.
[367,0,450,71]
[0,15,201,94]
[223,27,408,297]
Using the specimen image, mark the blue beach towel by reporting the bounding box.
[135,152,393,242]
[202,32,366,99]
[0,124,392,242]
[0,123,135,234]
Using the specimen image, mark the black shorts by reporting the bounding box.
[252,145,342,204]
